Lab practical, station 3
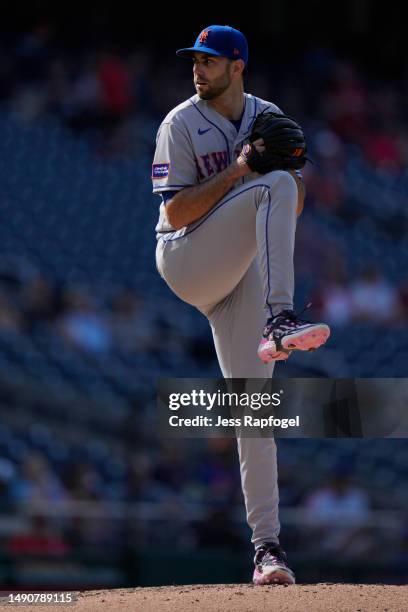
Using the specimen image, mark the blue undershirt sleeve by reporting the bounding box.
[160,190,179,204]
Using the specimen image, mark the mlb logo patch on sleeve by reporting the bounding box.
[152,163,170,179]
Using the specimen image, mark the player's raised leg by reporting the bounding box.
[156,170,330,363]
[254,170,330,363]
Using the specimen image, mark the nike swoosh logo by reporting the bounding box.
[198,128,212,136]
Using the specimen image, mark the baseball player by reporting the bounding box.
[152,25,330,585]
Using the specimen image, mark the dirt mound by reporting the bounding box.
[7,583,408,611]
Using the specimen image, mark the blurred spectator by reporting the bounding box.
[350,264,402,323]
[11,25,53,122]
[63,55,104,132]
[64,461,106,502]
[98,52,134,118]
[7,514,70,556]
[302,468,374,558]
[303,127,346,214]
[313,265,353,326]
[363,129,403,173]
[124,451,193,549]
[56,287,113,354]
[194,439,240,505]
[109,289,155,355]
[61,460,123,547]
[322,60,368,144]
[9,451,69,506]
[125,451,178,503]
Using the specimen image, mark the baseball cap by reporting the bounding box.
[176,25,248,65]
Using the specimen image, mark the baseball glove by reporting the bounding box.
[241,111,308,174]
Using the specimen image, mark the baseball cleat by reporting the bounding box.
[253,542,296,586]
[258,307,330,364]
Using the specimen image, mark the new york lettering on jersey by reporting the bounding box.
[152,93,282,234]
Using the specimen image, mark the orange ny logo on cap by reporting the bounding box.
[293,148,304,157]
[199,30,210,44]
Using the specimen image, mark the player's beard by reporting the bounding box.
[195,67,232,100]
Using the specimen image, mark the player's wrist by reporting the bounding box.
[233,157,252,178]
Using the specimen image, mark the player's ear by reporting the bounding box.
[233,59,245,78]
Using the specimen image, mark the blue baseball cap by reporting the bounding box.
[176,25,248,65]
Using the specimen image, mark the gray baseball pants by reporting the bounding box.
[155,170,298,547]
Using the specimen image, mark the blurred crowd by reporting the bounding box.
[0,264,214,368]
[0,264,406,369]
[313,262,406,326]
[0,437,244,552]
[1,25,407,326]
[0,440,407,566]
[0,24,407,577]
[1,24,408,169]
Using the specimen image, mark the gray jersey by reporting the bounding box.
[153,92,302,551]
[152,93,282,236]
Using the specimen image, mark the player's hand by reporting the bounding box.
[252,138,265,153]
[236,139,265,175]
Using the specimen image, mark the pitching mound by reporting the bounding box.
[7,583,408,611]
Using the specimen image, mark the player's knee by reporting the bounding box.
[266,170,298,204]
[271,169,297,189]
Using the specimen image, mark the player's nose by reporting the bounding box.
[193,63,204,77]
[194,70,207,83]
